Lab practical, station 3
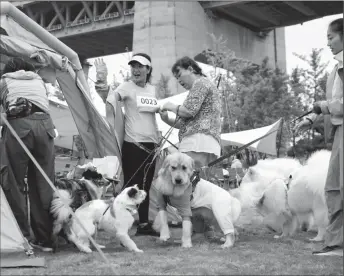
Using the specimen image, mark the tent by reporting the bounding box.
[0,186,45,268]
[221,119,282,156]
[0,1,121,161]
[0,143,45,268]
[0,1,122,266]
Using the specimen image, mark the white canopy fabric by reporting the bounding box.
[221,119,282,156]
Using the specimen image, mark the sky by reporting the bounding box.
[87,14,342,85]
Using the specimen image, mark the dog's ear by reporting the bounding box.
[82,169,102,180]
[158,155,171,177]
[187,155,195,171]
[127,187,138,198]
[154,156,173,195]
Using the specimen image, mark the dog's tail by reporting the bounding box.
[50,189,74,235]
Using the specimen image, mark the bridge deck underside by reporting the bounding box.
[60,25,133,58]
[203,1,343,31]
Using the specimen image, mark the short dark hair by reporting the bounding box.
[132,53,152,83]
[3,57,35,74]
[329,18,343,38]
[171,56,206,77]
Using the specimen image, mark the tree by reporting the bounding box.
[288,48,330,156]
[155,74,172,99]
[202,34,302,156]
[110,73,121,90]
[293,48,329,104]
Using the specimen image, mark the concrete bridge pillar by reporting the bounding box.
[133,1,208,94]
[133,1,287,95]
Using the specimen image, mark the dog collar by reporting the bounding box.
[126,207,137,215]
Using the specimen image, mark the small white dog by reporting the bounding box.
[66,185,146,253]
[152,152,241,248]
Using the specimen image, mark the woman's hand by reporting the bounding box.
[313,102,322,115]
[94,58,108,82]
[159,109,169,121]
[293,119,312,135]
[161,102,177,113]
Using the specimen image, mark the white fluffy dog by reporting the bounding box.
[152,152,241,248]
[231,150,330,241]
[66,185,146,253]
[286,150,330,241]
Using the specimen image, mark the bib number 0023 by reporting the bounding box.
[137,96,159,113]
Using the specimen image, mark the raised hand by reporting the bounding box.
[94,58,108,82]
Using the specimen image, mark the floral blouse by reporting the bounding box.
[179,77,222,143]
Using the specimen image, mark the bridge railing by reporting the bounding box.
[17,1,135,33]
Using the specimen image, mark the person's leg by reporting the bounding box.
[121,141,158,236]
[2,119,33,240]
[313,125,343,256]
[136,142,156,224]
[28,115,55,251]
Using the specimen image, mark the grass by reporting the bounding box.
[1,209,343,275]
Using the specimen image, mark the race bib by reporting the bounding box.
[136,96,159,113]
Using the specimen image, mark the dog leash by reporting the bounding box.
[121,116,180,192]
[0,113,117,274]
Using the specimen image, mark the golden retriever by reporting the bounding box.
[152,152,194,248]
[152,152,242,248]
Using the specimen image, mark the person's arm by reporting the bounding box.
[328,97,343,116]
[293,113,318,134]
[158,110,181,129]
[161,102,193,118]
[161,78,210,118]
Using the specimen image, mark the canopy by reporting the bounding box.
[0,2,121,161]
[221,119,282,156]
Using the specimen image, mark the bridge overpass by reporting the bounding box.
[10,1,343,93]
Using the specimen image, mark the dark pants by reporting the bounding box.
[121,140,157,224]
[1,113,55,243]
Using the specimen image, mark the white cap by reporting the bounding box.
[128,55,151,67]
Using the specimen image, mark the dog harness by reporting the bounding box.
[190,170,201,201]
[162,170,201,205]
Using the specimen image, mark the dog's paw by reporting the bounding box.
[159,235,170,242]
[134,249,144,253]
[221,242,234,249]
[308,237,323,242]
[81,247,93,253]
[273,235,282,239]
[182,241,192,248]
